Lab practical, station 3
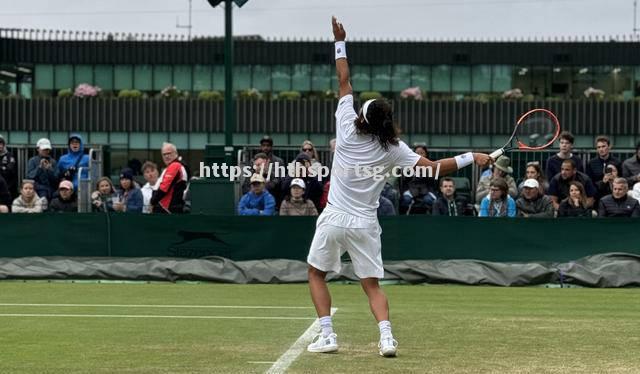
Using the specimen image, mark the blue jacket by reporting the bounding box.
[117,187,144,213]
[238,190,276,216]
[479,195,517,217]
[58,134,90,189]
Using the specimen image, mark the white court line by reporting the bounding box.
[266,307,338,374]
[0,313,315,320]
[0,303,312,309]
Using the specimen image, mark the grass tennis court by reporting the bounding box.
[0,282,638,374]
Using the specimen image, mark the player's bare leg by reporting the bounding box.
[308,266,331,317]
[307,266,338,353]
[361,277,397,357]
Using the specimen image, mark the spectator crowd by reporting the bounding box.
[1,131,639,218]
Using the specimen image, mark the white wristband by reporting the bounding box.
[454,152,474,169]
[335,41,346,60]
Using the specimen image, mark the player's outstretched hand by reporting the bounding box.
[473,153,493,167]
[332,16,346,41]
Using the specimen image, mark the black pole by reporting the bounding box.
[224,0,234,148]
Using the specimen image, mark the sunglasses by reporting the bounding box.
[302,148,313,152]
[526,161,540,166]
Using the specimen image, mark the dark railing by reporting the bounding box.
[2,97,640,135]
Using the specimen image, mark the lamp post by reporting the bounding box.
[206,0,250,148]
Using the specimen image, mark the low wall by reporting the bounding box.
[1,214,638,262]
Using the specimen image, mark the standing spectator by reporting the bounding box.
[476,156,518,202]
[544,131,584,179]
[595,164,619,206]
[478,178,516,217]
[279,178,318,216]
[150,142,188,214]
[91,177,116,212]
[517,161,547,196]
[26,138,59,201]
[238,173,275,216]
[49,180,78,213]
[598,178,640,217]
[515,179,554,218]
[586,136,622,184]
[0,135,18,198]
[12,180,47,213]
[300,140,324,179]
[242,153,283,207]
[58,134,90,190]
[548,159,597,210]
[0,174,10,213]
[622,141,640,187]
[259,135,284,166]
[113,168,143,213]
[282,153,323,209]
[558,181,593,218]
[432,177,467,216]
[140,161,159,214]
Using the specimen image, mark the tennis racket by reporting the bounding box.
[489,108,561,160]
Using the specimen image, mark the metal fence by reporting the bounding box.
[3,97,640,134]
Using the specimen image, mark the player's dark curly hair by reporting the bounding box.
[355,99,399,151]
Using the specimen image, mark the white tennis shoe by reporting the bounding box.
[307,333,338,353]
[378,335,398,357]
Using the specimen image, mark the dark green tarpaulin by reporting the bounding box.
[1,214,638,262]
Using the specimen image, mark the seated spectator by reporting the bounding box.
[598,178,640,217]
[279,178,318,216]
[476,156,518,202]
[49,180,78,213]
[12,180,47,213]
[259,135,284,166]
[558,181,593,218]
[516,179,554,218]
[26,138,59,201]
[0,174,10,213]
[622,141,640,187]
[140,161,159,214]
[150,142,188,214]
[113,168,143,213]
[587,136,622,184]
[545,131,584,178]
[300,140,323,179]
[478,178,516,217]
[377,195,396,216]
[0,135,18,199]
[282,153,323,209]
[517,161,548,196]
[432,177,470,216]
[595,164,619,206]
[57,134,89,190]
[401,145,438,214]
[238,173,276,216]
[548,159,597,210]
[242,153,283,207]
[91,177,116,212]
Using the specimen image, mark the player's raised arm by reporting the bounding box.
[415,152,493,176]
[332,16,352,99]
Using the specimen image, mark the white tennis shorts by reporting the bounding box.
[307,205,384,279]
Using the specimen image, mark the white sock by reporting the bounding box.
[319,316,334,337]
[378,320,392,338]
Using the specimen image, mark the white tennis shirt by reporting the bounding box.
[327,95,420,221]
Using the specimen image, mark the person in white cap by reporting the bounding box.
[279,178,318,216]
[305,16,492,358]
[26,138,59,201]
[237,173,275,216]
[515,178,554,218]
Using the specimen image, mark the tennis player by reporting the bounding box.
[306,17,493,357]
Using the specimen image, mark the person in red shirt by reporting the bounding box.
[150,142,188,214]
